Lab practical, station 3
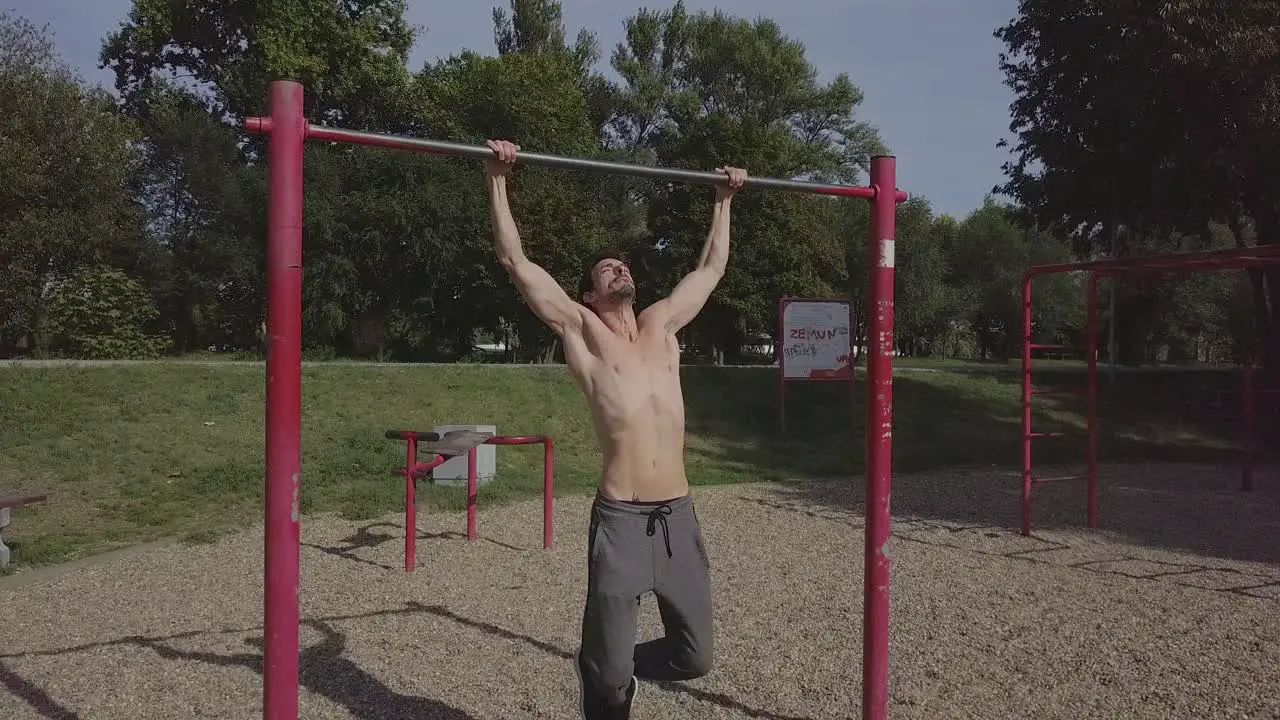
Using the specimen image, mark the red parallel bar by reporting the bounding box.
[482,435,556,549]
[1086,274,1100,528]
[386,428,446,570]
[405,437,416,572]
[384,432,557,561]
[543,439,555,549]
[1029,343,1065,350]
[862,155,901,720]
[404,459,447,476]
[261,80,305,720]
[466,448,478,542]
[1241,362,1256,492]
[386,430,442,442]
[397,449,448,573]
[1021,272,1034,537]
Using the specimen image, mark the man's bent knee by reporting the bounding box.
[680,644,714,679]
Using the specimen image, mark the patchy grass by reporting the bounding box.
[0,361,1251,571]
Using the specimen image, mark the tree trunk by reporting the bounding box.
[538,337,558,364]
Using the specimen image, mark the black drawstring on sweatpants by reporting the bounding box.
[645,504,673,557]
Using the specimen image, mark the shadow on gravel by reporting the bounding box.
[128,618,478,720]
[405,601,821,720]
[302,521,534,572]
[0,659,81,719]
[746,478,1280,604]
[1,601,815,720]
[754,460,1280,570]
[2,600,814,720]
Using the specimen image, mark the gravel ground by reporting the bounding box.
[2,461,1279,719]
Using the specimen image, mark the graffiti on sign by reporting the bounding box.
[779,300,852,380]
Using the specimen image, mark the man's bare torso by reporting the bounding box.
[561,307,687,502]
[480,139,743,503]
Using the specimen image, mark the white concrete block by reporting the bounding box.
[432,424,497,486]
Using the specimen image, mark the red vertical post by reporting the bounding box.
[861,155,896,720]
[1241,361,1255,492]
[263,80,306,720]
[1021,272,1034,536]
[405,437,417,572]
[1086,274,1100,527]
[466,447,478,542]
[543,439,555,549]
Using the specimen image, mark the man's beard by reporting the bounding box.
[605,281,635,303]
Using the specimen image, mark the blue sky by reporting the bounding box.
[6,0,1019,219]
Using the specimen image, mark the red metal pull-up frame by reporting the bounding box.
[1021,243,1280,537]
[245,79,906,720]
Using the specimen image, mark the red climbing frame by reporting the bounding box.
[385,430,555,572]
[1022,243,1280,535]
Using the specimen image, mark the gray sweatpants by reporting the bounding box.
[579,492,714,705]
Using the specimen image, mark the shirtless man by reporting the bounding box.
[484,139,746,719]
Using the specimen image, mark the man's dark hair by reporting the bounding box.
[578,247,629,301]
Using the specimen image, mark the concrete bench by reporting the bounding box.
[0,493,48,569]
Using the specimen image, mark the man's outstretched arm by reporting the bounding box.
[651,166,747,333]
[486,140,584,337]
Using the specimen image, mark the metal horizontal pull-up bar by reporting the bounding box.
[243,118,905,201]
[246,79,906,720]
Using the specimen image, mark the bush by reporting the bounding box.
[40,265,171,359]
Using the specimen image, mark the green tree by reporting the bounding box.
[100,0,418,126]
[492,0,599,77]
[994,0,1280,366]
[296,147,495,359]
[0,11,150,354]
[133,83,266,353]
[949,199,1079,360]
[391,2,639,362]
[608,2,887,362]
[416,44,611,361]
[98,0,429,358]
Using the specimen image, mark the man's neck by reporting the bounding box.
[595,305,639,341]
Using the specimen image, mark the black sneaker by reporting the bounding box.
[574,648,637,720]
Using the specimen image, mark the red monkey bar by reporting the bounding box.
[1022,243,1280,536]
[246,79,906,720]
[385,430,555,573]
